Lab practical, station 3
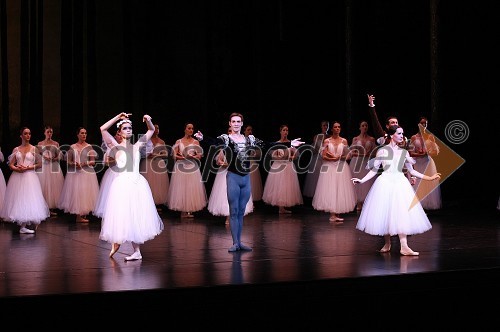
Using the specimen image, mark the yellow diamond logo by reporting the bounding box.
[410,125,465,210]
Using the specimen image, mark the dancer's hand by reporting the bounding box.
[194,131,203,140]
[291,138,304,147]
[351,177,362,185]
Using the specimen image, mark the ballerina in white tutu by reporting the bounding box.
[351,125,441,256]
[0,127,49,233]
[37,125,65,216]
[99,113,164,261]
[262,124,303,214]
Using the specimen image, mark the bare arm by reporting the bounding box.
[367,94,385,139]
[406,162,441,181]
[100,112,130,148]
[141,115,155,142]
[351,169,379,184]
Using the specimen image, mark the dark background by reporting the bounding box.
[0,0,498,208]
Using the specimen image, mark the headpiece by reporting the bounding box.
[116,119,132,129]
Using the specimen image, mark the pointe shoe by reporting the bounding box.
[225,218,230,225]
[400,250,419,256]
[20,227,35,234]
[329,216,343,223]
[109,243,121,258]
[76,215,89,223]
[379,245,391,253]
[279,208,292,214]
[124,251,142,261]
[238,243,253,251]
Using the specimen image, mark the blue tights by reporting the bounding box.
[226,171,251,246]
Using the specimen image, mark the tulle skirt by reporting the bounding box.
[208,167,253,216]
[262,160,303,207]
[349,156,375,204]
[37,161,65,208]
[0,170,49,225]
[0,169,6,212]
[356,171,432,236]
[166,160,207,212]
[140,157,169,205]
[58,168,99,215]
[312,160,356,213]
[94,167,120,218]
[412,155,442,210]
[99,172,163,244]
[249,161,263,201]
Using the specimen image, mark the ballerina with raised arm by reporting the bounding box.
[99,112,164,261]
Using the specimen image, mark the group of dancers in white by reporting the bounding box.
[0,100,448,258]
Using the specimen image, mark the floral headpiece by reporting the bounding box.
[116,118,132,129]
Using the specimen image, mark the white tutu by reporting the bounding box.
[249,160,263,201]
[412,155,442,210]
[208,167,253,216]
[37,160,65,209]
[262,160,303,208]
[94,166,120,218]
[166,159,207,212]
[356,171,432,236]
[140,155,169,205]
[58,166,99,215]
[349,156,375,204]
[1,149,49,225]
[312,160,356,213]
[0,168,6,212]
[99,145,163,244]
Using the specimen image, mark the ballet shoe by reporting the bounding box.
[400,250,419,256]
[76,215,89,223]
[109,243,120,258]
[238,243,253,251]
[124,251,142,261]
[329,216,343,223]
[20,227,35,234]
[279,208,292,214]
[379,245,391,253]
[228,244,240,252]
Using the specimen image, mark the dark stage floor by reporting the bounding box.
[1,198,499,329]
